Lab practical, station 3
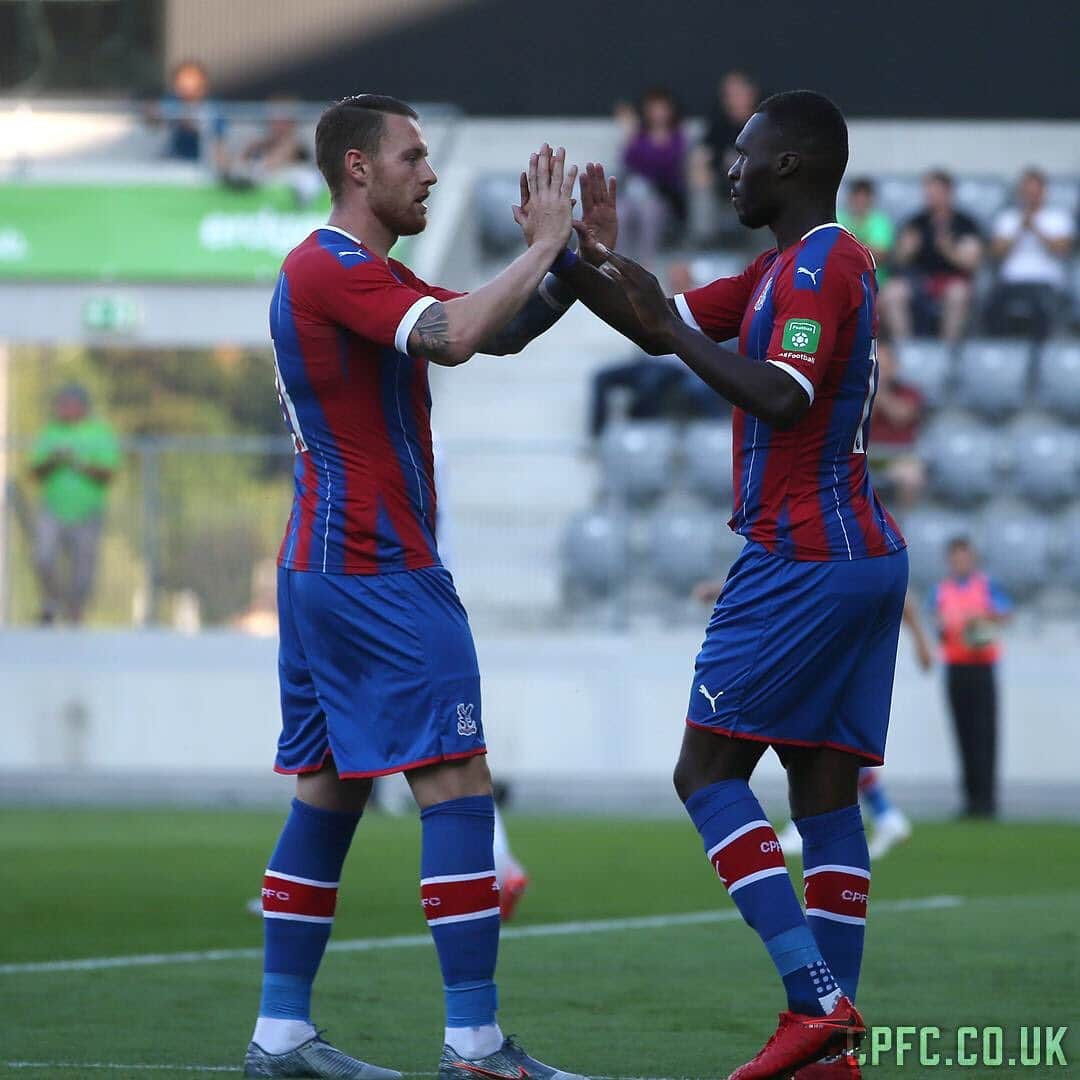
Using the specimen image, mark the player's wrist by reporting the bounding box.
[550,247,579,274]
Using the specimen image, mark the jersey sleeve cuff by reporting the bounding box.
[394,295,440,355]
[673,292,702,333]
[767,360,816,405]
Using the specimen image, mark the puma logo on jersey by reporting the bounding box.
[337,249,367,258]
[698,684,724,712]
[796,266,823,285]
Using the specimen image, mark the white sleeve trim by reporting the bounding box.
[768,360,815,405]
[673,292,702,332]
[538,272,573,312]
[394,295,440,355]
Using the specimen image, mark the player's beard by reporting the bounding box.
[370,173,428,238]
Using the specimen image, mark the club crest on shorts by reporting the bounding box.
[456,703,478,736]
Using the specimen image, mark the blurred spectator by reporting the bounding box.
[839,177,895,284]
[868,340,925,507]
[690,70,760,245]
[928,536,1012,819]
[616,87,688,263]
[880,170,983,342]
[145,59,227,169]
[984,167,1075,340]
[588,264,726,438]
[29,385,120,625]
[221,97,321,204]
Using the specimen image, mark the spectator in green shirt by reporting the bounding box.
[839,177,895,285]
[30,384,120,624]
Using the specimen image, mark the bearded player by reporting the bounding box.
[558,91,907,1079]
[248,94,610,1080]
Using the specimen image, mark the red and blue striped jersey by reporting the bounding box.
[270,226,461,574]
[675,223,905,561]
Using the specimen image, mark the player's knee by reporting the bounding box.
[673,756,702,804]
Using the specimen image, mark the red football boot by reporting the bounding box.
[727,996,864,1080]
[793,1050,862,1078]
[498,868,530,922]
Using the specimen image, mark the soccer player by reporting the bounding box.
[249,94,607,1080]
[559,91,908,1079]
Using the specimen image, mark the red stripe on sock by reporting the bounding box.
[710,825,786,890]
[804,870,870,918]
[420,874,499,921]
[261,875,338,919]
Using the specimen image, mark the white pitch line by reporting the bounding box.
[0,896,962,977]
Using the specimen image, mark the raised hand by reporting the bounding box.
[596,246,677,354]
[512,143,577,253]
[572,162,618,265]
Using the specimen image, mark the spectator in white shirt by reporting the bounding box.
[986,167,1075,340]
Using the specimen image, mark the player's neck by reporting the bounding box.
[326,204,397,260]
[770,201,838,252]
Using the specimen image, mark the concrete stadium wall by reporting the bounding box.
[1,625,1077,817]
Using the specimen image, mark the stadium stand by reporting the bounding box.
[1035,342,1080,420]
[954,339,1032,419]
[598,420,679,504]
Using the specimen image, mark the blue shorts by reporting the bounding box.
[275,565,485,778]
[686,542,909,764]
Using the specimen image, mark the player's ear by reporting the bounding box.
[776,151,800,178]
[343,148,373,187]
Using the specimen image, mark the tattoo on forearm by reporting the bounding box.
[413,303,451,355]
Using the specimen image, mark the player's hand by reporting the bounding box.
[595,246,677,354]
[512,143,577,253]
[572,162,618,264]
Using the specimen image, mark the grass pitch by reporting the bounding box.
[3,810,1078,1078]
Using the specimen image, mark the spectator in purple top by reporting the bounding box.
[615,87,688,262]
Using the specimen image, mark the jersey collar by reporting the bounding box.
[319,224,364,245]
[800,221,848,242]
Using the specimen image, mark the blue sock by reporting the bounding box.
[259,798,360,1021]
[420,795,500,1029]
[797,804,870,1002]
[859,768,893,821]
[685,779,842,1016]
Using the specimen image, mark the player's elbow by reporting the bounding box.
[769,383,811,430]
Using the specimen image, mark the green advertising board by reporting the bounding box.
[0,182,346,283]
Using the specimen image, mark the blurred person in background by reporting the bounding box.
[691,70,760,245]
[587,262,726,438]
[985,167,1075,340]
[879,169,983,342]
[222,97,322,205]
[29,384,120,625]
[928,536,1012,820]
[866,340,925,508]
[144,59,228,169]
[838,178,894,284]
[615,87,688,262]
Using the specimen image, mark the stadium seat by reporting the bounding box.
[473,173,525,255]
[1036,343,1080,421]
[1056,506,1080,590]
[898,506,971,591]
[875,175,923,226]
[894,339,954,408]
[1008,417,1080,507]
[682,421,734,502]
[1045,176,1080,216]
[599,421,679,504]
[977,500,1054,599]
[954,175,1010,230]
[647,508,724,595]
[920,412,1003,504]
[559,507,631,598]
[954,340,1031,419]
